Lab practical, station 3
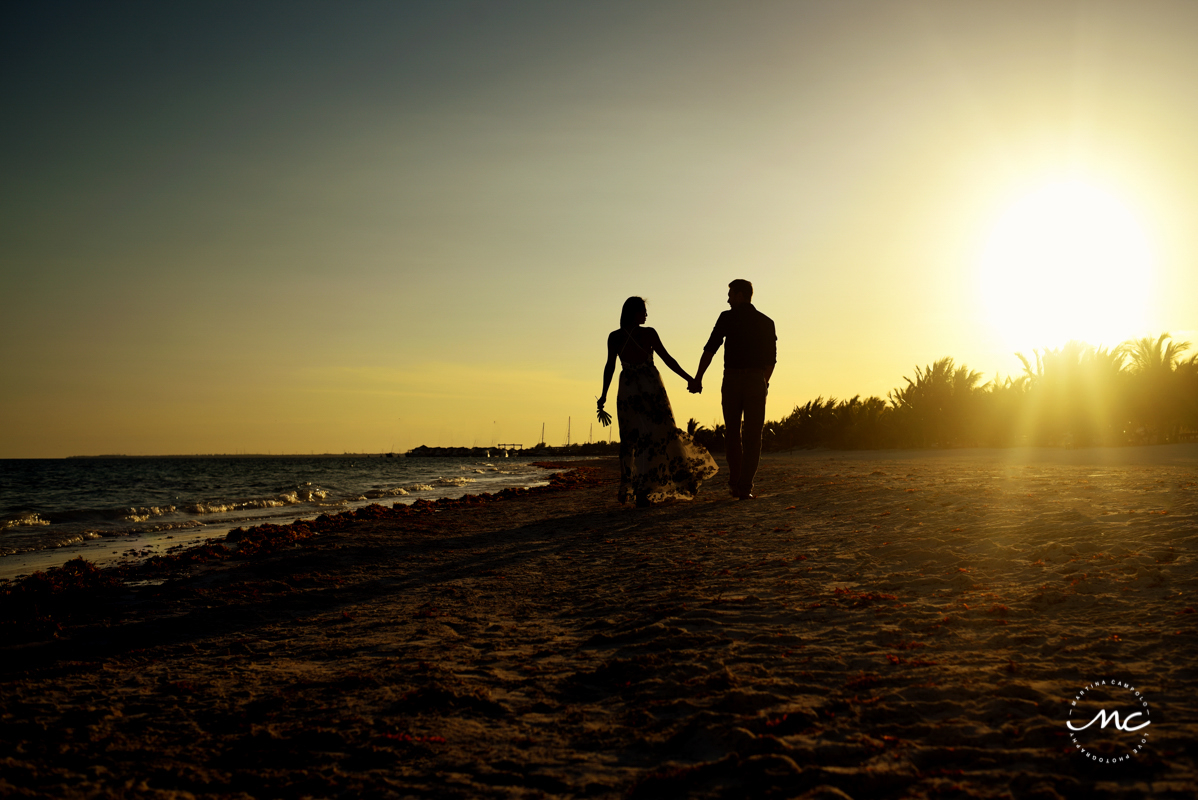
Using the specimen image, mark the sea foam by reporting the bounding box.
[434,476,475,487]
[1,512,52,529]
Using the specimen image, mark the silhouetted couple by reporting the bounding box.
[598,280,777,507]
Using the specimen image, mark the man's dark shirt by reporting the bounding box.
[703,303,777,370]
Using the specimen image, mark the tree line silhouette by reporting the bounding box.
[687,333,1198,451]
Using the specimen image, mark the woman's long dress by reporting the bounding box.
[616,356,718,503]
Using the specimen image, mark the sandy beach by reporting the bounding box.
[3,448,1197,798]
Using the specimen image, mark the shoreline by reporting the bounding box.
[0,457,584,582]
[2,455,1196,797]
[7,439,1196,464]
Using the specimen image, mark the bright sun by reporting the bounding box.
[978,179,1155,350]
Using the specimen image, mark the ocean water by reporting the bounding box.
[0,455,563,580]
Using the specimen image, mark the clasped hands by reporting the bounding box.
[687,377,703,394]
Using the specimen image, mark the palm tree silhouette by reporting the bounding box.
[1176,354,1198,439]
[718,332,1196,452]
[1124,333,1193,443]
[1017,342,1129,446]
[888,358,983,447]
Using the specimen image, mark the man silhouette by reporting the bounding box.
[691,280,776,500]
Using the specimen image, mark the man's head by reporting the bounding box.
[727,279,753,306]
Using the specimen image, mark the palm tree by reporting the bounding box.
[1082,345,1130,445]
[1176,355,1198,439]
[831,395,889,448]
[974,372,1030,447]
[1123,333,1192,443]
[689,420,725,452]
[1010,342,1128,446]
[1125,333,1191,374]
[770,396,842,449]
[889,357,983,447]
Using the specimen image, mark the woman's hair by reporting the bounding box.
[620,296,647,329]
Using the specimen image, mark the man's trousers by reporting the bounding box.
[721,368,768,497]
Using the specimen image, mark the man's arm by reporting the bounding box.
[764,316,777,386]
[692,313,726,393]
[691,351,715,393]
[757,311,776,388]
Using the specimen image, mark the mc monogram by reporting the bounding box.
[1066,708,1151,733]
[1065,679,1152,764]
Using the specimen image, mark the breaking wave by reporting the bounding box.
[1,455,560,564]
[1,512,52,529]
[434,476,476,487]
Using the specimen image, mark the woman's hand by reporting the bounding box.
[596,395,613,426]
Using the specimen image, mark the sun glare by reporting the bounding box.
[977,179,1155,351]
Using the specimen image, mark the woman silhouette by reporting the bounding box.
[598,297,717,506]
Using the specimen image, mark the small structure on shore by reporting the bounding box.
[407,445,523,458]
[406,442,618,457]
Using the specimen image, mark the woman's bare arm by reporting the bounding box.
[599,330,620,406]
[650,329,693,384]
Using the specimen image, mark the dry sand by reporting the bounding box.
[3,447,1197,798]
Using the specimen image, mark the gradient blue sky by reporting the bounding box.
[3,1,1196,456]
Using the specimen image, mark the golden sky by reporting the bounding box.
[3,2,1196,457]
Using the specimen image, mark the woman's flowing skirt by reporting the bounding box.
[616,363,718,502]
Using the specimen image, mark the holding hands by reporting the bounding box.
[687,377,702,394]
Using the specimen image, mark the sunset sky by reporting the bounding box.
[3,1,1197,458]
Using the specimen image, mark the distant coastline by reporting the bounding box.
[62,453,403,459]
[59,443,621,460]
[405,443,619,458]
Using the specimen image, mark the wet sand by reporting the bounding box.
[2,448,1197,798]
